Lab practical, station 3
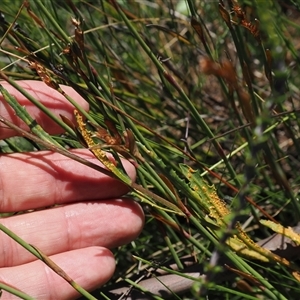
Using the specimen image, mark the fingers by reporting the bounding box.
[0,199,144,267]
[0,247,115,300]
[0,80,89,139]
[0,149,136,212]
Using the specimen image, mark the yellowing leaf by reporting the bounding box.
[180,164,230,227]
[260,220,300,246]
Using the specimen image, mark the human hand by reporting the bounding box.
[0,80,144,299]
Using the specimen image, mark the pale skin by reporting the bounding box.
[0,80,144,299]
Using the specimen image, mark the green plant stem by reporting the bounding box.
[33,1,71,43]
[189,215,287,300]
[0,282,35,300]
[0,76,76,138]
[110,0,239,187]
[0,223,97,300]
[0,84,62,146]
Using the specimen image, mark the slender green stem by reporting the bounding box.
[33,1,71,43]
[0,76,76,138]
[0,223,97,300]
[0,282,35,300]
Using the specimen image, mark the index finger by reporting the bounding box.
[0,149,136,212]
[0,80,89,139]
